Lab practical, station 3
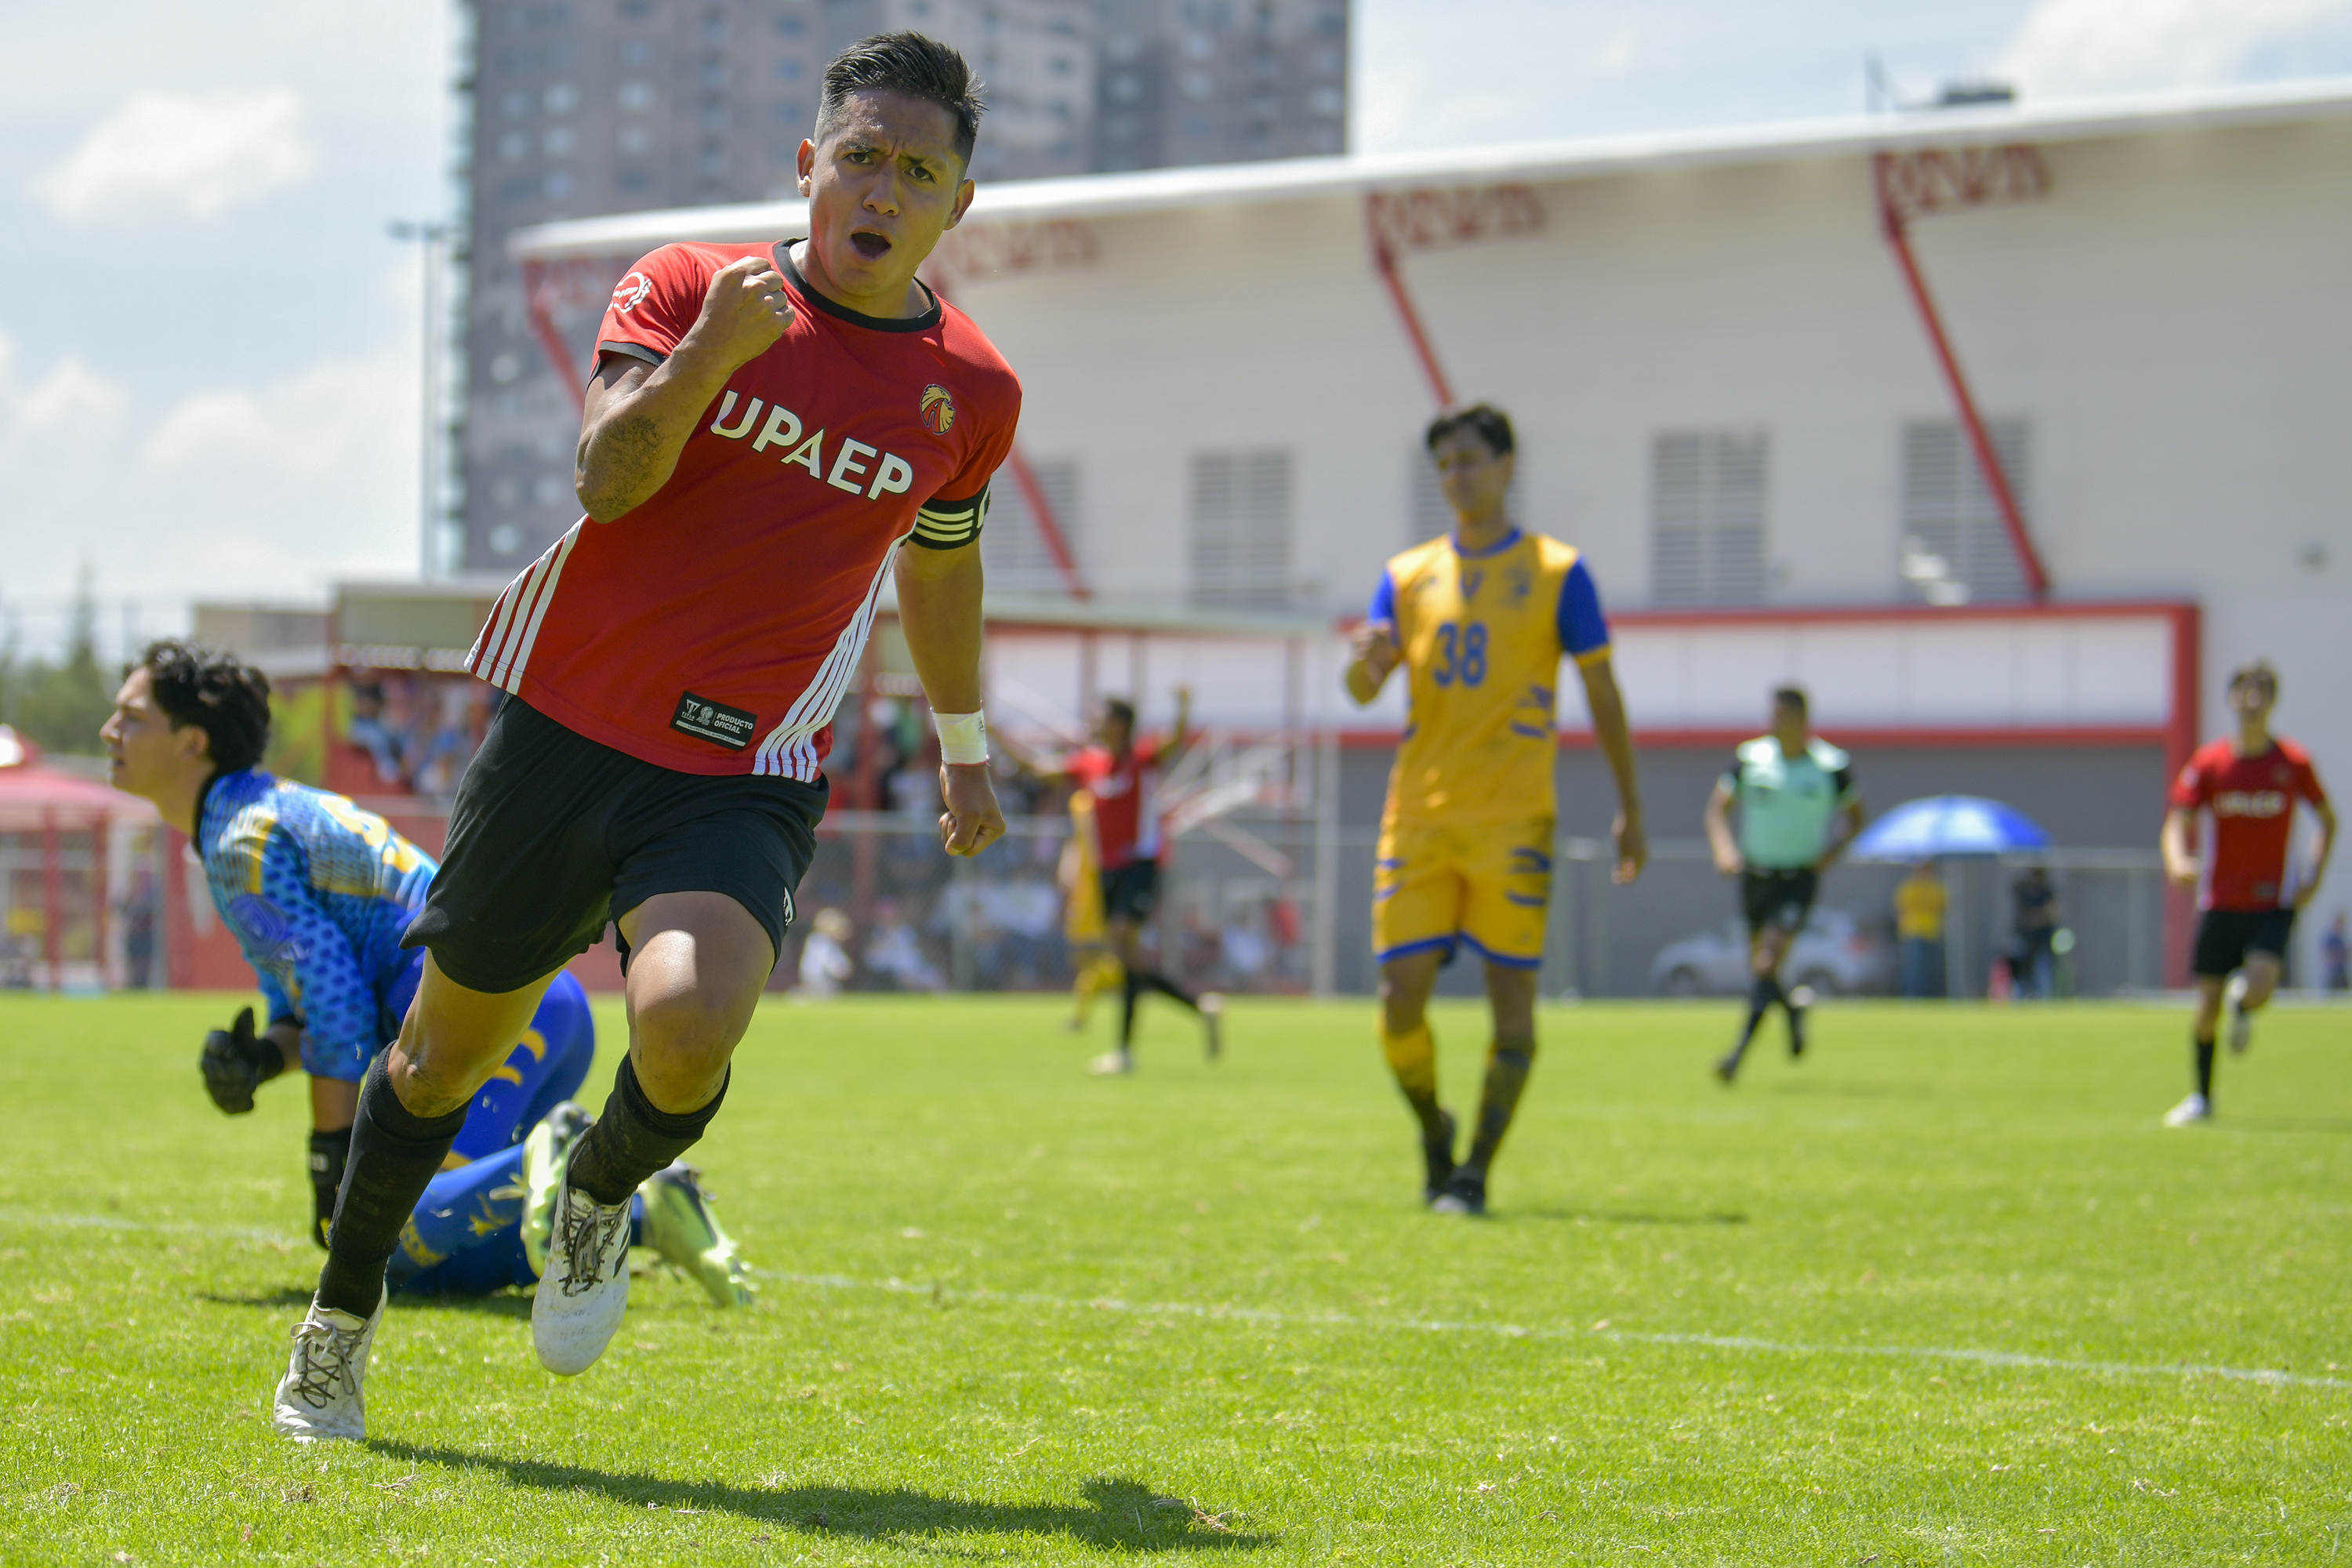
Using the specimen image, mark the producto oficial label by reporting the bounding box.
[670,691,758,751]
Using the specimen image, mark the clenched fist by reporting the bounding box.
[688,255,795,371]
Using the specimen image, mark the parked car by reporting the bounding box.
[1650,906,1893,997]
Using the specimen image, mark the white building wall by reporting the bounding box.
[944,109,2352,977]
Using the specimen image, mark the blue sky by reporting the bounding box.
[2,0,2349,652]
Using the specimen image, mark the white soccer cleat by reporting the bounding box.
[271,1289,386,1443]
[2225,975,2252,1055]
[1200,992,1226,1062]
[2163,1092,2212,1127]
[532,1168,633,1376]
[1087,1048,1134,1076]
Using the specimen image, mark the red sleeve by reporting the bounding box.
[1066,750,1105,787]
[2298,755,2330,808]
[932,363,1020,508]
[2168,750,2212,811]
[594,245,713,369]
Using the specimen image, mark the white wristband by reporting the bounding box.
[932,710,989,766]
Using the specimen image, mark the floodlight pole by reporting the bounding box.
[390,220,453,580]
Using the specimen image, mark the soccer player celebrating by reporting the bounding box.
[1345,404,1645,1216]
[1704,686,1862,1083]
[100,643,750,1309]
[1009,693,1223,1073]
[267,33,1018,1441]
[2159,660,2336,1127]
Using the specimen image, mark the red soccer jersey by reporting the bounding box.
[2169,736,2329,911]
[1069,740,1166,869]
[467,241,1021,778]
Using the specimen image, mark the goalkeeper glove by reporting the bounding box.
[198,1006,282,1114]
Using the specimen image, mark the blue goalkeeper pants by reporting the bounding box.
[380,965,610,1296]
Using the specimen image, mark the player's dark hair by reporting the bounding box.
[2227,659,2278,698]
[817,33,985,165]
[141,639,270,775]
[1102,697,1137,730]
[1425,404,1515,459]
[1772,685,1809,717]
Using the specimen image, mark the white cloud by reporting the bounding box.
[32,89,318,226]
[1997,0,2352,96]
[0,334,418,612]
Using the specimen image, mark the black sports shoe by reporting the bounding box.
[1429,1167,1486,1216]
[1788,1007,1807,1059]
[1714,1051,1741,1083]
[1421,1109,1458,1206]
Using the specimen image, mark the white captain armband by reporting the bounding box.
[933,710,989,766]
[911,485,989,550]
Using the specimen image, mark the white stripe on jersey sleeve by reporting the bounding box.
[491,524,582,692]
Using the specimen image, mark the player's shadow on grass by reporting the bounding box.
[374,1443,1272,1552]
[197,1287,532,1320]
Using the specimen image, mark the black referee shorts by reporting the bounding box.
[1740,866,1818,936]
[401,698,823,993]
[1100,860,1161,924]
[2192,908,2296,979]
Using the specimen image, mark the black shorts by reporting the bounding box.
[1100,860,1161,924]
[401,698,824,993]
[2193,908,2296,978]
[1741,867,1818,935]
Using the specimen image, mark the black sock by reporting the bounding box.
[316,1055,465,1318]
[1738,974,1781,1047]
[2194,1034,2216,1102]
[307,1126,353,1251]
[1464,1042,1535,1174]
[1120,969,1142,1047]
[1139,969,1198,1010]
[566,1055,729,1207]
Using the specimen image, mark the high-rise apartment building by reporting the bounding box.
[455,0,1348,574]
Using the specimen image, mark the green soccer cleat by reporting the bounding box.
[521,1101,593,1280]
[639,1162,757,1308]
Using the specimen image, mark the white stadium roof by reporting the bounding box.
[510,75,2352,262]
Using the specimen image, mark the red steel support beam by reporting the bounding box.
[1368,232,1455,409]
[1874,152,2050,601]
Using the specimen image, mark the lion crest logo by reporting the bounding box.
[920,383,956,435]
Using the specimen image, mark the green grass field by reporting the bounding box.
[3,992,2349,1565]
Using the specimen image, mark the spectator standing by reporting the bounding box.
[2323,911,2349,993]
[1893,861,1945,999]
[2010,866,2060,1000]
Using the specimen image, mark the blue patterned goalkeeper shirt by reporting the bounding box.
[195,768,439,1080]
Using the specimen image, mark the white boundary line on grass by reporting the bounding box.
[769,1271,2352,1394]
[5,1208,2339,1394]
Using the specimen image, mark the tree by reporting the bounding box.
[0,573,118,757]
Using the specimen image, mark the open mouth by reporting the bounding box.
[849,229,893,260]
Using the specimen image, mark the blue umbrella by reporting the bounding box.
[1852,795,2051,860]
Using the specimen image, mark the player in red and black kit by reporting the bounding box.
[269,35,1019,1442]
[1011,691,1223,1074]
[2159,661,2336,1127]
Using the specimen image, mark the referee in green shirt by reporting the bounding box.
[1704,686,1864,1082]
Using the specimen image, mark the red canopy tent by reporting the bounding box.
[0,728,159,991]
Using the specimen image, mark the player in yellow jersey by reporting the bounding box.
[1058,788,1123,1031]
[1345,405,1646,1215]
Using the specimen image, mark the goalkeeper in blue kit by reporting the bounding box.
[103,641,752,1302]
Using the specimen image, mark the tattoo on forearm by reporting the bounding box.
[590,413,667,495]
